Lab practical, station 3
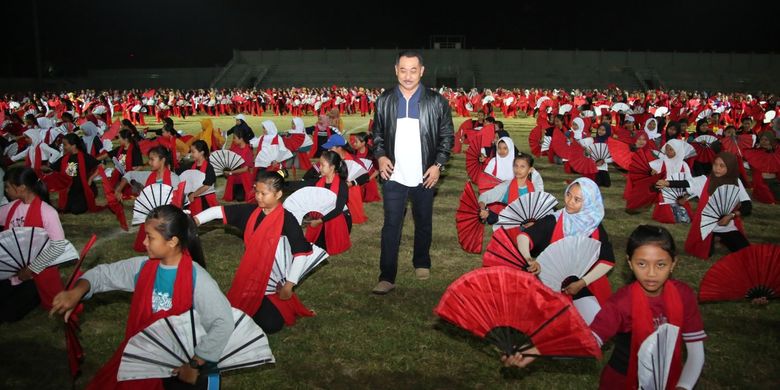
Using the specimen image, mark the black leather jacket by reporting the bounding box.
[372,85,454,171]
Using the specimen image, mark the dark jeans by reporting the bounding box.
[379,180,434,283]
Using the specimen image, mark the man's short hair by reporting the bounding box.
[396,50,424,67]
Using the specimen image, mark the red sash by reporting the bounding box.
[626,281,683,390]
[188,160,218,215]
[57,152,98,212]
[343,154,367,224]
[133,169,173,252]
[25,144,43,174]
[305,175,351,255]
[684,178,746,259]
[507,178,535,204]
[87,254,195,390]
[550,214,612,304]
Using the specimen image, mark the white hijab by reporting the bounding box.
[486,136,516,181]
[656,139,692,177]
[291,117,306,134]
[644,118,661,140]
[571,117,586,140]
[81,121,99,153]
[261,120,278,146]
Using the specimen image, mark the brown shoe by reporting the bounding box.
[415,268,430,280]
[372,281,396,295]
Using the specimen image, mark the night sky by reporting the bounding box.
[2,0,777,78]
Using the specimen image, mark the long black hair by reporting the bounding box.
[5,167,50,204]
[320,150,347,179]
[191,140,210,159]
[626,224,677,260]
[145,205,206,267]
[63,133,87,154]
[148,145,172,169]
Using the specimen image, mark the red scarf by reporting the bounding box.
[342,154,368,224]
[627,281,683,390]
[25,143,43,174]
[4,197,44,228]
[58,151,98,212]
[684,178,746,259]
[145,168,172,186]
[227,205,313,325]
[87,253,195,390]
[305,175,351,255]
[119,142,136,169]
[550,214,611,305]
[507,178,535,204]
[222,144,255,202]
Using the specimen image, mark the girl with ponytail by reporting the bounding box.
[47,133,100,214]
[51,205,234,389]
[304,150,352,255]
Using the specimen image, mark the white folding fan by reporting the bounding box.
[358,158,374,172]
[493,192,558,231]
[700,184,741,239]
[216,308,275,372]
[638,323,680,390]
[344,160,368,182]
[611,102,630,113]
[132,183,175,225]
[586,143,611,163]
[0,227,79,280]
[179,170,215,196]
[265,238,329,293]
[118,308,275,381]
[119,309,205,381]
[282,187,337,225]
[209,149,245,177]
[693,134,718,146]
[287,245,329,285]
[254,145,293,168]
[540,135,551,152]
[660,173,690,205]
[536,236,602,292]
[654,107,669,117]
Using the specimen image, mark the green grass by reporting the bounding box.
[1,113,779,389]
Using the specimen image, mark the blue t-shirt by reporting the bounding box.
[501,185,529,204]
[135,262,197,312]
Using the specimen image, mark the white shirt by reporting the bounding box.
[390,96,424,187]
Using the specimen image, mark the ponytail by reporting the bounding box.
[6,167,51,204]
[146,205,206,268]
[321,150,347,179]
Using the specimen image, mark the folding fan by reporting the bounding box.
[282,187,337,225]
[478,181,510,206]
[638,323,680,390]
[536,236,601,292]
[568,150,598,175]
[359,158,374,172]
[254,145,293,168]
[344,160,368,182]
[286,245,329,285]
[97,166,128,231]
[266,237,330,293]
[118,308,275,381]
[535,96,550,109]
[654,107,669,117]
[692,135,717,163]
[559,104,573,115]
[477,172,503,193]
[541,135,551,153]
[629,149,659,181]
[132,183,175,225]
[699,184,741,239]
[607,138,632,170]
[456,182,484,254]
[179,169,216,196]
[528,126,543,156]
[494,192,557,231]
[434,267,602,359]
[217,308,275,372]
[743,148,780,174]
[113,156,127,176]
[0,227,79,280]
[699,244,780,302]
[465,143,485,184]
[696,109,713,121]
[62,234,98,381]
[41,172,73,193]
[659,173,690,205]
[482,227,528,270]
[611,102,630,113]
[586,143,611,164]
[209,149,245,177]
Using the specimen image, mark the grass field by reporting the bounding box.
[1,113,779,390]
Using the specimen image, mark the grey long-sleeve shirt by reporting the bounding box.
[80,256,234,362]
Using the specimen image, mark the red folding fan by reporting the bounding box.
[482,227,528,270]
[41,172,73,193]
[96,166,128,231]
[743,148,780,174]
[549,129,572,161]
[699,244,780,302]
[477,172,503,193]
[626,149,662,209]
[528,125,543,157]
[607,138,632,170]
[465,143,485,184]
[434,267,602,359]
[101,120,121,141]
[691,135,717,164]
[456,182,484,254]
[568,148,598,175]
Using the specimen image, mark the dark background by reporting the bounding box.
[2,0,777,77]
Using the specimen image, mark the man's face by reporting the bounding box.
[395,56,424,92]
